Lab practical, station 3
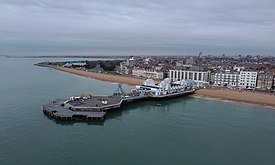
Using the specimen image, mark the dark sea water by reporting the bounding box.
[1,57,275,165]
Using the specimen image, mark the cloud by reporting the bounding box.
[0,0,275,56]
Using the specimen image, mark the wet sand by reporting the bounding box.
[51,66,145,86]
[193,88,275,109]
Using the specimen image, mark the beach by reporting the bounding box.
[48,66,275,109]
[193,88,275,109]
[51,66,145,86]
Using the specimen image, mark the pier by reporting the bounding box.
[43,90,195,121]
[43,79,196,121]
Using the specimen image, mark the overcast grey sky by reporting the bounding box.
[0,0,275,56]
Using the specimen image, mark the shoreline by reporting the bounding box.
[193,88,275,109]
[50,66,145,86]
[191,95,275,110]
[41,65,275,109]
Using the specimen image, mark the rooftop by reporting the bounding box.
[174,66,209,72]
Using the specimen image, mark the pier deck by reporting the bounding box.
[67,96,122,111]
[43,100,106,121]
[43,89,195,121]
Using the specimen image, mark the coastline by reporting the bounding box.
[41,65,275,109]
[193,88,275,109]
[50,66,145,86]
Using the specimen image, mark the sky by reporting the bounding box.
[0,0,275,56]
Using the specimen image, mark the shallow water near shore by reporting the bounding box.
[1,57,275,165]
[192,95,275,110]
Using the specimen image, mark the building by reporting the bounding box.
[185,58,196,65]
[118,56,137,75]
[119,61,132,75]
[132,68,164,79]
[126,56,136,66]
[256,73,274,90]
[136,78,195,96]
[169,66,210,83]
[239,71,257,89]
[63,62,86,67]
[233,66,245,72]
[209,72,216,84]
[132,68,144,77]
[92,64,104,73]
[176,61,185,67]
[213,70,239,87]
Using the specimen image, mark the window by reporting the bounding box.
[189,72,193,80]
[170,71,174,78]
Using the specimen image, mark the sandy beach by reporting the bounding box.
[193,88,275,109]
[51,66,145,86]
[49,66,275,109]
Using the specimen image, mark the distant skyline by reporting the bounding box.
[0,0,275,56]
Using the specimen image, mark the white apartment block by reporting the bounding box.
[214,71,239,87]
[132,68,164,79]
[239,71,257,89]
[169,67,209,83]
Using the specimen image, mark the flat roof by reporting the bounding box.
[68,96,122,108]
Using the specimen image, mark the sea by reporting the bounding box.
[1,56,275,165]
